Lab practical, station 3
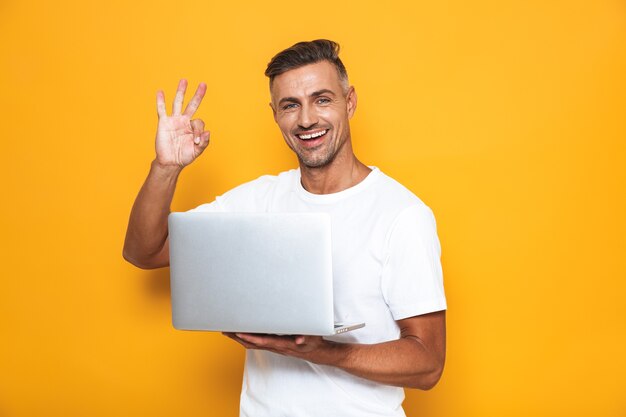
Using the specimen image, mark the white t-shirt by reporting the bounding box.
[190,167,447,417]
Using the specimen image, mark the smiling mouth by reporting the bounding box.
[296,129,328,140]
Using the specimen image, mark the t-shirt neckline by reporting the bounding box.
[294,166,381,204]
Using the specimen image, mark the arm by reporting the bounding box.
[122,161,181,269]
[123,79,211,269]
[225,309,446,390]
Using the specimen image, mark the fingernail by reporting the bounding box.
[194,137,200,144]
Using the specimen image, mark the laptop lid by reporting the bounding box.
[168,212,359,336]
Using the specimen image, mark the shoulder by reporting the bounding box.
[210,168,298,211]
[366,169,433,221]
[374,169,425,206]
[223,169,297,197]
[367,169,439,240]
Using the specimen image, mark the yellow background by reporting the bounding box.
[1,0,625,415]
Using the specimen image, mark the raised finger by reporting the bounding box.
[156,90,167,118]
[172,79,188,115]
[183,82,207,117]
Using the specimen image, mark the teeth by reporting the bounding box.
[298,130,327,140]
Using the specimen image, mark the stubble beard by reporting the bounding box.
[284,129,349,169]
[297,144,337,168]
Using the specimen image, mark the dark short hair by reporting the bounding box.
[265,39,348,87]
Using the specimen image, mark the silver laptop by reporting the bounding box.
[168,212,365,336]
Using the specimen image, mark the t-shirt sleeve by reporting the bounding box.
[381,204,447,320]
[185,174,279,213]
[185,181,256,213]
[186,196,227,213]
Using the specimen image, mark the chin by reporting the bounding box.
[299,153,336,169]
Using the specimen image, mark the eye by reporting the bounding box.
[282,103,299,111]
[316,97,331,105]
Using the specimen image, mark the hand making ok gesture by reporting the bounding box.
[155,79,210,168]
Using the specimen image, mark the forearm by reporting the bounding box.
[123,160,182,268]
[322,337,444,390]
[230,312,446,389]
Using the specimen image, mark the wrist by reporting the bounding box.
[151,159,184,178]
[316,339,353,367]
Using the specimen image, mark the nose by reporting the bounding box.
[298,103,318,130]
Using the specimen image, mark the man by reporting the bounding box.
[123,39,446,416]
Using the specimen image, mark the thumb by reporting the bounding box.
[190,119,209,147]
[194,130,211,150]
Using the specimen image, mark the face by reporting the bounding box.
[270,61,357,169]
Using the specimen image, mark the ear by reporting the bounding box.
[269,102,277,122]
[346,86,357,119]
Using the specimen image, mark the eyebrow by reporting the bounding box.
[278,89,336,106]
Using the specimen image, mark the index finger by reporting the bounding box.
[183,82,207,117]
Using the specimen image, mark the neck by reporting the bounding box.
[299,146,371,194]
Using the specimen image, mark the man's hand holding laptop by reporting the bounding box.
[223,333,340,365]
